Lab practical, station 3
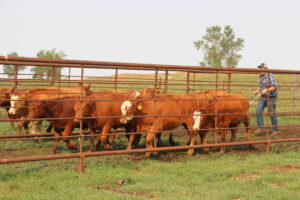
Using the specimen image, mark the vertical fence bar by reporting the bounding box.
[186,72,190,93]
[164,70,168,94]
[265,142,270,154]
[13,65,18,87]
[192,72,196,93]
[153,68,159,149]
[214,71,219,144]
[51,66,55,86]
[68,67,71,88]
[78,65,85,172]
[227,73,231,93]
[114,68,118,91]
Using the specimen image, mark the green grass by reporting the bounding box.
[1,151,300,199]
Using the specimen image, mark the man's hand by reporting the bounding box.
[261,88,268,94]
[253,89,260,96]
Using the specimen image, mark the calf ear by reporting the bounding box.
[155,88,161,94]
[137,103,143,110]
[9,86,16,94]
[40,101,46,107]
[85,83,91,90]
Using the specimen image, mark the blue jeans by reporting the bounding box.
[256,97,279,131]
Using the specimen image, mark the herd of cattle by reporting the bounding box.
[0,84,253,157]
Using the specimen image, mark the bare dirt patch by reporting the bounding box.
[269,165,300,173]
[95,185,159,199]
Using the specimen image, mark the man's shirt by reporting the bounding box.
[259,73,278,97]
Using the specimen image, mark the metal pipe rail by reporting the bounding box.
[1,56,300,74]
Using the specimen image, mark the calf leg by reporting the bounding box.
[100,123,113,150]
[187,129,197,156]
[37,121,42,135]
[156,132,163,147]
[46,124,53,133]
[88,128,97,152]
[50,130,61,154]
[244,115,254,149]
[23,122,29,134]
[199,130,209,151]
[17,120,25,134]
[169,133,176,146]
[62,121,77,150]
[126,133,135,150]
[145,132,156,158]
[10,121,14,128]
[133,134,141,148]
[219,128,228,153]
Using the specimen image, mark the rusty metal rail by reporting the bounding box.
[1,56,300,172]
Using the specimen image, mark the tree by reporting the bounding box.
[3,52,27,78]
[194,25,244,68]
[31,48,67,79]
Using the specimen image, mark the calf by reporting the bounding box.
[193,93,252,153]
[120,93,205,157]
[9,84,92,135]
[27,96,88,154]
[0,87,29,134]
[73,91,141,151]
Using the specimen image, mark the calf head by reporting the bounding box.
[0,88,10,107]
[120,91,142,124]
[73,97,94,122]
[28,101,47,119]
[192,109,206,130]
[9,95,27,115]
[75,83,93,96]
[192,99,215,130]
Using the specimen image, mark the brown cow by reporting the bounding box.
[9,84,92,134]
[0,87,29,134]
[73,90,141,151]
[193,93,252,153]
[120,93,203,157]
[27,96,90,154]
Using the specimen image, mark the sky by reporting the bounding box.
[1,0,300,77]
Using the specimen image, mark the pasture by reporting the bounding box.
[1,57,300,199]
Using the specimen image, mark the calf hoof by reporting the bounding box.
[88,147,95,152]
[49,151,56,155]
[219,149,226,153]
[96,143,101,151]
[203,147,209,152]
[67,145,78,150]
[170,141,176,146]
[104,144,113,150]
[249,144,256,150]
[126,146,132,151]
[187,149,195,156]
[144,152,151,158]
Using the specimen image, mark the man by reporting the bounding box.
[253,63,280,136]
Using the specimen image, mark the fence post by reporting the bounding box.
[51,66,55,86]
[114,69,118,91]
[78,153,85,173]
[227,73,231,93]
[13,65,18,87]
[164,70,168,94]
[265,142,270,154]
[186,72,190,93]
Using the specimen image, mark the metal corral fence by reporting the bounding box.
[0,56,300,172]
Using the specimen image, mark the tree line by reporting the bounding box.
[3,48,66,79]
[3,25,244,79]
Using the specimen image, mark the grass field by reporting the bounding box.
[1,70,300,199]
[1,151,300,199]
